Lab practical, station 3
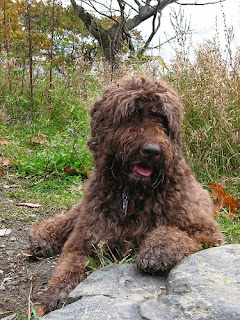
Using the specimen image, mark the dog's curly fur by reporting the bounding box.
[30,76,223,312]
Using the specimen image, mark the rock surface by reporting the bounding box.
[41,244,240,320]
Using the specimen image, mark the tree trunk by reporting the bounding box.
[50,0,55,90]
[26,0,34,110]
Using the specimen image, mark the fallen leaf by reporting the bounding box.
[227,213,237,220]
[209,183,240,216]
[1,158,12,167]
[16,202,41,208]
[29,134,47,145]
[64,165,78,175]
[0,138,10,145]
[69,182,84,192]
[0,168,4,175]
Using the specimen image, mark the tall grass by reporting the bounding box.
[167,40,239,189]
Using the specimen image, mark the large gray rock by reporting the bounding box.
[42,244,240,320]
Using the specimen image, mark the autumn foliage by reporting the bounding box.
[210,183,240,218]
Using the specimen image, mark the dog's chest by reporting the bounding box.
[107,192,165,225]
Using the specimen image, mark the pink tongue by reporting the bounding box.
[134,165,153,177]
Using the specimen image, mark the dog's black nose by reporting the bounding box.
[142,144,160,156]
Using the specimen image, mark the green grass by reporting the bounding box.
[85,241,136,272]
[0,110,92,210]
[216,215,240,244]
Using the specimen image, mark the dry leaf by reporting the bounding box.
[69,182,84,192]
[0,138,10,145]
[1,158,12,167]
[0,168,4,175]
[29,134,47,145]
[16,202,41,208]
[227,213,237,220]
[209,183,240,216]
[64,165,78,175]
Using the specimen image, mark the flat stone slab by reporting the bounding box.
[42,244,240,320]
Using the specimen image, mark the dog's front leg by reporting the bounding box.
[41,249,89,312]
[30,204,81,257]
[136,226,201,273]
[39,217,111,313]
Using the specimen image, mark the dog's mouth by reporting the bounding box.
[132,164,153,178]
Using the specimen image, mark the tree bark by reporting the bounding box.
[50,0,55,90]
[26,0,34,109]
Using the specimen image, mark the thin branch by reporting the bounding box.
[139,11,162,55]
[122,1,140,14]
[176,0,225,5]
[81,0,119,22]
[149,31,193,50]
[133,0,142,8]
[125,0,175,31]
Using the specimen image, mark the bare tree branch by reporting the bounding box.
[80,0,118,22]
[139,11,162,55]
[176,0,225,5]
[125,0,175,31]
[133,0,142,8]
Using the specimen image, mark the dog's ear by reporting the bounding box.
[164,104,182,145]
[87,99,105,156]
[158,89,184,147]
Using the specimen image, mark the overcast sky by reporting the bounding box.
[142,0,240,60]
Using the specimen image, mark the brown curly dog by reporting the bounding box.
[30,76,223,312]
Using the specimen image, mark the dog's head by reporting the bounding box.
[88,76,183,190]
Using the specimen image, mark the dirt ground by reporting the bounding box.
[0,175,60,318]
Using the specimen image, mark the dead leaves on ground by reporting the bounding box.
[1,158,12,167]
[0,138,10,145]
[0,137,13,175]
[0,155,12,175]
[29,134,47,145]
[69,181,84,192]
[209,182,240,219]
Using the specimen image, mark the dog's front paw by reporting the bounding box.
[41,285,68,312]
[29,236,61,258]
[136,245,183,273]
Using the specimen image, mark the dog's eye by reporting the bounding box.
[153,114,169,132]
[131,108,143,118]
[159,115,168,128]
